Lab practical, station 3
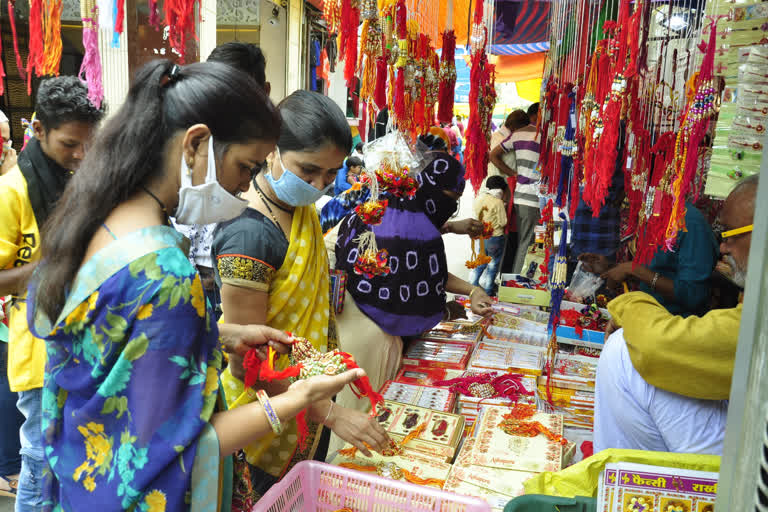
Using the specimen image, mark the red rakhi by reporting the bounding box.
[243,335,383,449]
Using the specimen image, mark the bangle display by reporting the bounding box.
[256,389,282,435]
[650,272,660,291]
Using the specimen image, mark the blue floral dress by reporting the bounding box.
[28,226,230,511]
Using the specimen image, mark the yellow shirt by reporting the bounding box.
[608,292,740,401]
[0,166,45,391]
[474,192,508,236]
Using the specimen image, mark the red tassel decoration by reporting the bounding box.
[148,0,160,29]
[339,0,360,91]
[392,0,407,124]
[374,56,388,110]
[8,0,25,81]
[114,0,125,38]
[26,0,44,93]
[296,410,310,451]
[437,30,456,125]
[0,19,5,95]
[163,0,198,63]
[41,0,63,76]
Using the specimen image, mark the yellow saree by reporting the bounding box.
[219,205,337,478]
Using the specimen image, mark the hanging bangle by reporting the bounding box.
[323,401,334,425]
[256,389,282,435]
[650,272,660,291]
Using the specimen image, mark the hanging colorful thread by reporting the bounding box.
[465,208,493,269]
[391,0,407,125]
[8,0,25,81]
[246,335,383,450]
[79,0,103,107]
[339,0,360,91]
[353,230,390,278]
[26,0,45,93]
[436,29,456,125]
[544,213,568,404]
[463,0,496,192]
[163,0,198,63]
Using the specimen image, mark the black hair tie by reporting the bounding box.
[160,64,181,88]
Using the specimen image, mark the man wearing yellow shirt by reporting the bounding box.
[0,76,103,510]
[594,175,757,455]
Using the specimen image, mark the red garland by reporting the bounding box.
[437,30,456,125]
[164,0,199,63]
[464,0,496,192]
[374,56,388,110]
[7,0,24,81]
[339,0,360,90]
[26,0,44,93]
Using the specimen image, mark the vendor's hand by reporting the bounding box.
[324,404,391,457]
[445,300,467,321]
[578,253,612,275]
[470,287,494,317]
[289,369,366,404]
[219,324,292,358]
[445,218,484,237]
[601,262,632,288]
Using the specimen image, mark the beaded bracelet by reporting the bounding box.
[256,389,282,435]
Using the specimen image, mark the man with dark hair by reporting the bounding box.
[173,42,272,318]
[0,75,103,510]
[526,102,539,126]
[594,175,758,455]
[489,109,541,273]
[208,41,271,96]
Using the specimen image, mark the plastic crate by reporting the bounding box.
[256,460,491,512]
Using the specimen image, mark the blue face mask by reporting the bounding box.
[264,149,333,206]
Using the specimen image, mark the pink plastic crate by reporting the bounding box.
[255,460,491,512]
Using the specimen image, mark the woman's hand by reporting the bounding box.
[324,404,391,457]
[1,147,17,175]
[443,218,484,237]
[601,262,632,288]
[470,287,494,317]
[578,253,612,275]
[289,369,366,404]
[219,324,292,358]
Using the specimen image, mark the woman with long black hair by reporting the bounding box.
[26,60,366,511]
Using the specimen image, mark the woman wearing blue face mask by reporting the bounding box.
[24,61,368,511]
[211,90,390,506]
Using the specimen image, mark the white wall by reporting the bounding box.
[259,0,287,102]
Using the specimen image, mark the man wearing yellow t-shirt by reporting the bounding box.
[594,175,757,455]
[0,76,103,510]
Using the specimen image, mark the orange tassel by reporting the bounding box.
[40,0,63,76]
[26,0,44,93]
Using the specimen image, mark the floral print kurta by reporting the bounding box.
[28,227,225,511]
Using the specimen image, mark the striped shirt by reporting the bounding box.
[501,125,540,208]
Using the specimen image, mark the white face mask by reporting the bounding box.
[175,137,248,225]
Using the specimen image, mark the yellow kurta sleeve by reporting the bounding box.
[0,169,24,267]
[608,292,740,400]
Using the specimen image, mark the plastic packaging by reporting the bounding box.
[566,262,604,302]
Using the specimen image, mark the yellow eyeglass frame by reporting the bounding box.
[721,224,753,239]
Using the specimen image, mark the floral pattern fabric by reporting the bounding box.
[27,226,223,511]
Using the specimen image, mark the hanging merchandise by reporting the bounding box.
[339,0,361,90]
[163,0,198,63]
[392,0,408,126]
[543,213,568,404]
[465,211,493,270]
[79,0,103,108]
[26,0,44,93]
[437,29,457,125]
[148,0,160,29]
[464,0,496,193]
[358,2,383,128]
[8,0,25,81]
[40,0,63,76]
[0,15,4,95]
[663,18,723,248]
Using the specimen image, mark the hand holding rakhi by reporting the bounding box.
[470,287,494,317]
[218,324,292,358]
[313,403,391,457]
[601,262,632,288]
[288,369,366,403]
[578,253,612,275]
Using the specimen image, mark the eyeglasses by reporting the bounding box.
[716,224,753,245]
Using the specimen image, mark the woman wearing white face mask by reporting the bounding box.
[212,90,390,505]
[25,61,368,511]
